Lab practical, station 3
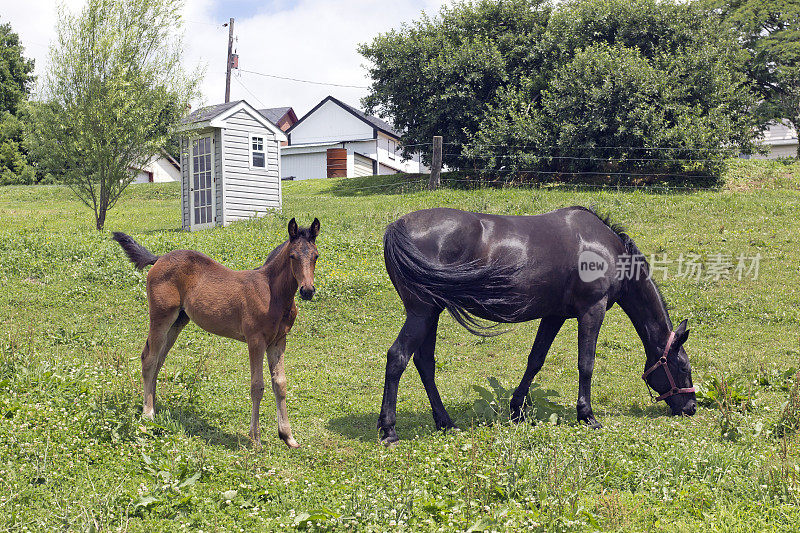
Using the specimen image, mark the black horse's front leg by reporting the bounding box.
[510,316,566,421]
[576,299,607,428]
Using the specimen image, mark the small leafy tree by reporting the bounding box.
[0,20,36,185]
[29,0,199,230]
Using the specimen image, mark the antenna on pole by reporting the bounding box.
[224,17,235,103]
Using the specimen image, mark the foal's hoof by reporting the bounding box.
[284,437,300,449]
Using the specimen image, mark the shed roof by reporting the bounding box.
[177,100,287,140]
[182,100,243,124]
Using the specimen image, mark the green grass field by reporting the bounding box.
[2,164,800,531]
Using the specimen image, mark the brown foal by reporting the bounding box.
[113,218,320,448]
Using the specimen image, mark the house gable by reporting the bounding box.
[288,98,375,145]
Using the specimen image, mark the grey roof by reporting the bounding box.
[182,100,244,124]
[258,107,293,125]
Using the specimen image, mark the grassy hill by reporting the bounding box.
[1,171,800,531]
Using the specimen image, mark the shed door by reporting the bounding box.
[190,135,215,230]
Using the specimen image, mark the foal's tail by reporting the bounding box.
[383,220,522,337]
[112,232,160,270]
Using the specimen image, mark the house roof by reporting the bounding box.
[258,107,297,126]
[287,95,400,139]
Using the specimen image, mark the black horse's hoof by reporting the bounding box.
[379,427,399,446]
[581,417,602,429]
[510,406,525,423]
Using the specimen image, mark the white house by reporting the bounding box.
[753,120,799,159]
[176,100,287,231]
[281,96,426,180]
[131,150,181,184]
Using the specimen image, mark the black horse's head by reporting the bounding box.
[643,319,697,416]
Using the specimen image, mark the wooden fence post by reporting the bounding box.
[428,136,443,190]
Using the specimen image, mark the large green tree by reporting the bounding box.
[29,0,199,230]
[360,0,759,184]
[709,0,800,157]
[0,20,36,185]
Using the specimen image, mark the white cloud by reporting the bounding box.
[5,0,450,117]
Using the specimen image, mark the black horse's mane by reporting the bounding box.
[578,206,671,312]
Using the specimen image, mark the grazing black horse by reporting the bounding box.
[378,206,696,444]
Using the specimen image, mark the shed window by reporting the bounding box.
[251,135,265,168]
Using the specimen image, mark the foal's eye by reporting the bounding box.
[289,253,298,260]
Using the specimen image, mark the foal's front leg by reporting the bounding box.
[247,336,267,447]
[266,338,299,448]
[576,299,607,428]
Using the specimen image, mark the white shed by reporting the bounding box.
[177,100,287,231]
[282,96,426,180]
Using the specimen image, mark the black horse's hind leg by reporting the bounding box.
[576,299,607,428]
[378,310,436,445]
[412,312,456,431]
[510,316,566,421]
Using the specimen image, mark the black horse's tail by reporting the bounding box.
[112,232,160,270]
[383,220,522,337]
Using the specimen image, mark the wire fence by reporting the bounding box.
[295,139,792,196]
[376,140,750,187]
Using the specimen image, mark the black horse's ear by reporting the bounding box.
[309,218,320,242]
[675,319,690,347]
[288,218,298,240]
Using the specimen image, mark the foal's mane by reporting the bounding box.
[577,205,671,312]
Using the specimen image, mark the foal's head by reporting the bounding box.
[286,217,320,300]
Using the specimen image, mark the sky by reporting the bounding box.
[4,0,450,118]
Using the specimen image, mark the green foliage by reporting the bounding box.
[0,20,36,185]
[27,0,199,230]
[361,0,758,185]
[708,0,800,157]
[696,374,755,411]
[471,377,566,425]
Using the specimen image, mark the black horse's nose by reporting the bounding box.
[299,286,315,300]
[683,400,697,416]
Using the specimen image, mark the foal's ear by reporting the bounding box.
[309,217,320,242]
[288,218,298,240]
[675,319,690,347]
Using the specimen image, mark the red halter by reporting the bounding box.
[642,331,696,402]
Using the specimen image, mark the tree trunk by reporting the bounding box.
[95,208,106,231]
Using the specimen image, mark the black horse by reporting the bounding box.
[378,206,696,445]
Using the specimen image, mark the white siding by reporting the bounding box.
[132,154,180,184]
[282,151,327,180]
[290,99,373,144]
[180,137,190,230]
[220,109,281,225]
[376,131,424,173]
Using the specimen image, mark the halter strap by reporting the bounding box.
[642,330,696,402]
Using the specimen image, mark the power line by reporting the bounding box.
[239,68,369,89]
[232,75,266,108]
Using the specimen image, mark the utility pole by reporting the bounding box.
[224,17,235,103]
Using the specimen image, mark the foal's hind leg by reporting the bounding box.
[141,307,182,419]
[378,309,437,445]
[510,316,566,421]
[412,312,457,431]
